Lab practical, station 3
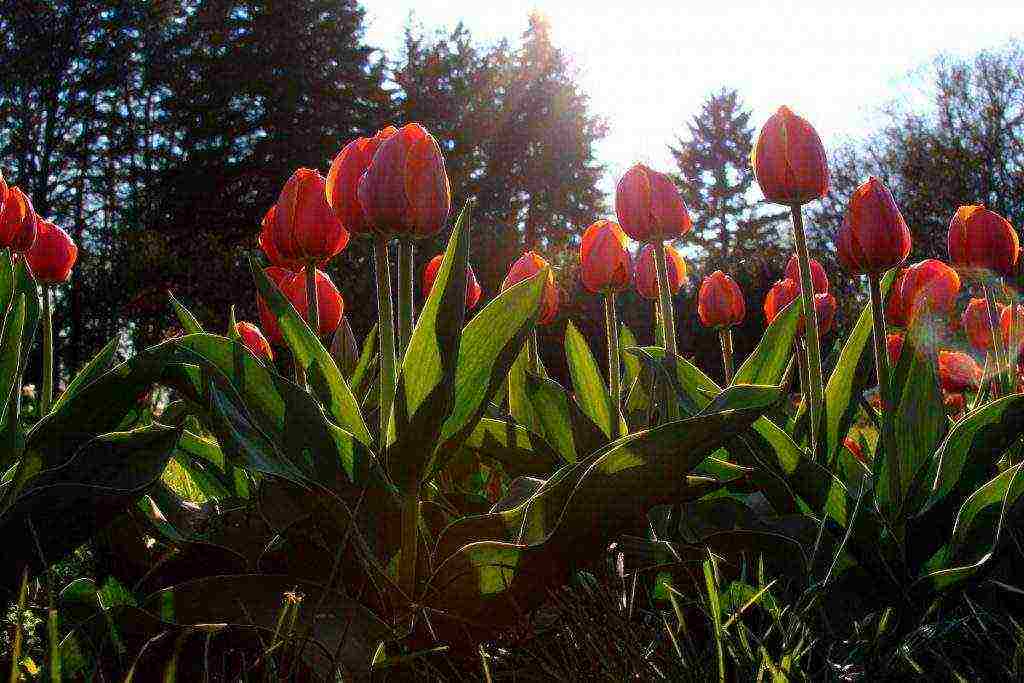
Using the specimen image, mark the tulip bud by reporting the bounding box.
[259,205,313,270]
[235,321,274,362]
[947,205,1019,277]
[886,332,904,366]
[886,268,909,328]
[267,168,349,266]
[282,268,344,338]
[634,243,686,300]
[961,298,995,352]
[615,164,692,243]
[422,254,482,310]
[698,271,745,329]
[898,259,960,324]
[579,219,632,293]
[357,123,450,239]
[326,127,398,237]
[25,219,77,284]
[257,266,293,346]
[0,187,37,252]
[843,437,866,464]
[784,254,828,293]
[763,278,799,324]
[837,176,912,275]
[751,106,829,205]
[937,350,982,393]
[808,292,837,336]
[1000,303,1024,349]
[501,251,558,325]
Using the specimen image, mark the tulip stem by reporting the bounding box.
[41,285,53,415]
[399,492,419,602]
[604,292,621,438]
[795,341,809,406]
[374,237,397,451]
[868,273,901,510]
[719,327,734,385]
[982,282,1011,395]
[789,205,824,455]
[653,301,665,348]
[653,241,680,420]
[398,240,415,357]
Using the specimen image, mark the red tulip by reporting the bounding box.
[501,251,558,325]
[698,271,745,329]
[1000,303,1024,349]
[357,123,451,239]
[886,268,909,328]
[258,205,318,270]
[326,127,397,236]
[267,169,349,264]
[937,350,982,393]
[945,391,965,417]
[886,332,904,366]
[807,292,837,335]
[784,254,828,294]
[579,219,632,293]
[281,268,344,338]
[961,298,995,352]
[614,164,692,243]
[751,106,829,205]
[843,437,866,464]
[763,278,799,324]
[0,187,37,252]
[947,205,1019,277]
[837,176,912,275]
[25,219,77,284]
[422,254,482,310]
[235,321,274,362]
[634,243,686,300]
[898,259,961,324]
[257,266,293,346]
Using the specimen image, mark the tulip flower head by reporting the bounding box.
[945,391,966,418]
[698,271,745,329]
[763,278,799,324]
[886,268,910,328]
[807,292,837,336]
[837,176,912,275]
[579,219,632,293]
[326,126,397,236]
[26,219,77,284]
[282,268,344,339]
[259,205,320,270]
[843,437,866,464]
[947,205,1019,278]
[886,332,904,366]
[898,259,961,325]
[634,243,686,300]
[235,321,274,362]
[267,169,349,264]
[937,350,982,393]
[422,254,482,310]
[257,266,293,346]
[1000,303,1024,350]
[784,254,829,293]
[0,187,37,252]
[501,251,558,325]
[357,123,451,239]
[961,298,995,352]
[752,106,829,205]
[614,164,692,243]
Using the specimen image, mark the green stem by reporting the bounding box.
[374,237,397,450]
[41,285,53,415]
[869,273,901,510]
[604,291,621,438]
[983,281,1010,395]
[528,331,540,375]
[653,301,665,348]
[398,240,415,357]
[719,327,734,385]
[399,493,419,601]
[789,205,824,455]
[796,341,809,407]
[653,241,680,420]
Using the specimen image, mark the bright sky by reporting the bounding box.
[364,0,1024,197]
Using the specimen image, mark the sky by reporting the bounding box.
[363,0,1024,195]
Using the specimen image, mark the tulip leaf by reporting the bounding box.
[250,257,371,446]
[447,417,564,480]
[387,201,471,491]
[523,373,607,463]
[169,292,204,334]
[732,299,799,387]
[12,259,41,374]
[0,296,25,433]
[565,320,614,437]
[51,336,120,415]
[508,344,541,432]
[350,323,378,390]
[227,304,241,340]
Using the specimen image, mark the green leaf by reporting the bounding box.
[12,258,41,374]
[508,344,541,432]
[250,259,371,446]
[51,336,119,414]
[350,323,378,390]
[565,320,613,437]
[732,299,799,386]
[227,305,240,340]
[169,293,204,334]
[0,296,25,431]
[448,417,563,479]
[523,373,607,463]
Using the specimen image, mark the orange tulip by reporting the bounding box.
[837,176,912,275]
[1000,303,1024,349]
[501,251,558,325]
[698,271,745,329]
[886,269,909,328]
[267,169,349,264]
[886,332,904,366]
[614,164,692,243]
[751,106,829,205]
[898,259,960,324]
[258,205,321,270]
[25,219,77,284]
[0,187,37,252]
[422,254,482,310]
[763,278,799,324]
[257,266,293,346]
[281,268,344,339]
[961,298,995,352]
[326,127,397,236]
[784,254,828,294]
[579,219,632,293]
[937,350,982,392]
[357,123,451,239]
[947,205,1019,277]
[235,321,274,362]
[633,243,686,300]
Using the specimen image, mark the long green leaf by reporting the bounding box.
[732,299,799,386]
[51,336,119,414]
[565,320,613,437]
[523,373,607,463]
[169,293,204,334]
